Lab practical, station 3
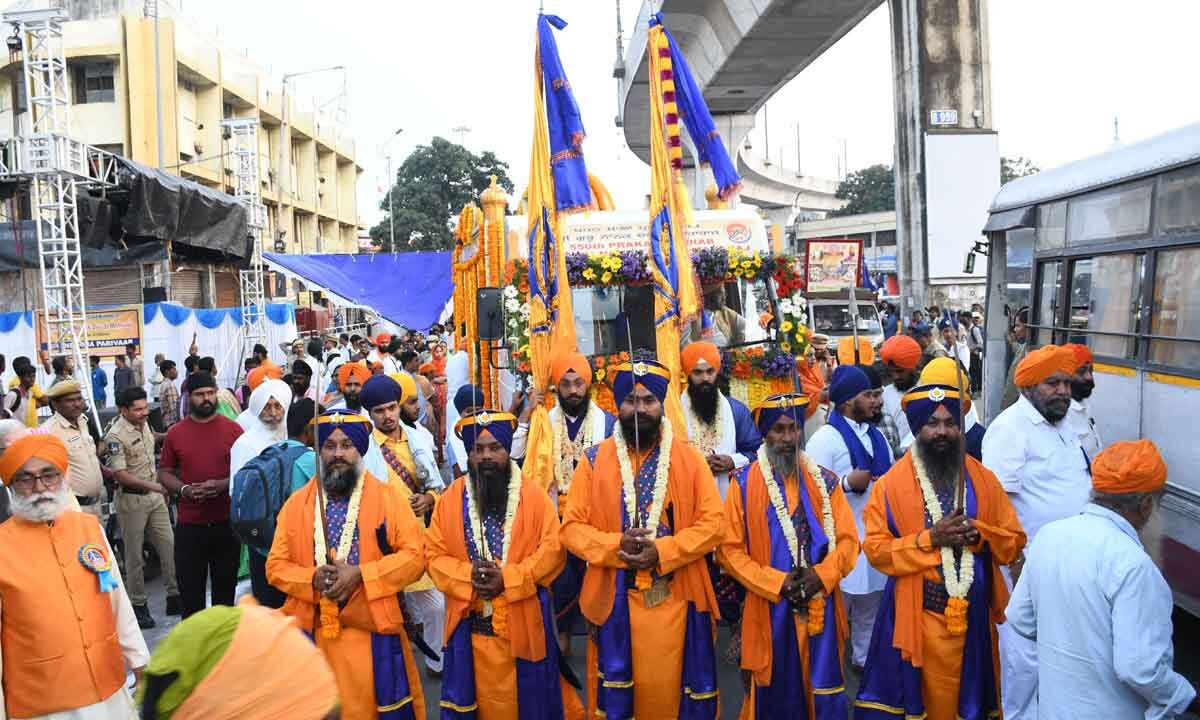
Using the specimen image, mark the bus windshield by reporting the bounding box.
[809,302,882,336]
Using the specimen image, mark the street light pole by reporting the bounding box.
[381,128,402,252]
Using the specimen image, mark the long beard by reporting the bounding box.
[766,444,797,477]
[1140,506,1166,570]
[916,435,963,490]
[263,419,286,442]
[343,392,362,412]
[469,461,512,516]
[619,413,662,450]
[11,482,72,523]
[687,381,720,425]
[560,393,590,418]
[322,460,362,497]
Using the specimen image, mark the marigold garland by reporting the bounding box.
[313,475,365,640]
[613,416,674,591]
[465,461,523,639]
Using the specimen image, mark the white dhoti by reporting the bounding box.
[844,590,882,668]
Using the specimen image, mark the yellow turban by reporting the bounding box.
[0,433,68,485]
[1014,345,1081,387]
[1092,439,1167,495]
[389,372,418,401]
[681,341,722,375]
[837,336,875,366]
[919,358,972,410]
[549,351,593,386]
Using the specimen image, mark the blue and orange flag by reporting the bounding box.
[525,13,591,489]
[646,12,742,431]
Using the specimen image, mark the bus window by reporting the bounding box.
[571,285,658,358]
[1006,227,1035,309]
[1066,181,1153,245]
[1149,245,1200,371]
[1036,201,1067,251]
[1034,260,1063,345]
[1067,253,1143,359]
[1157,166,1200,235]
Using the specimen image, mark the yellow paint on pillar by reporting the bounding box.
[121,13,179,168]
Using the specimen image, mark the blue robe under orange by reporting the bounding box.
[424,472,567,720]
[267,472,427,720]
[560,430,725,720]
[854,452,1025,720]
[719,458,860,719]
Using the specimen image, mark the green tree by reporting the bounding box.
[370,137,515,252]
[1000,156,1040,185]
[829,164,894,217]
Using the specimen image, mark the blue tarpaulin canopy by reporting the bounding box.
[263,251,453,330]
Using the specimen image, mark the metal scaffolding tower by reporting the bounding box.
[2,7,118,409]
[222,118,268,358]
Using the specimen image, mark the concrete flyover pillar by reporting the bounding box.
[680,112,755,210]
[890,0,995,319]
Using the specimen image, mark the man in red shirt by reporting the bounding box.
[157,371,244,618]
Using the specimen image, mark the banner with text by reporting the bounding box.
[805,239,862,292]
[36,304,143,358]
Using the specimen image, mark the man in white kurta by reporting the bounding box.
[806,365,892,669]
[1007,440,1197,720]
[1062,343,1103,461]
[982,344,1091,720]
[679,342,761,499]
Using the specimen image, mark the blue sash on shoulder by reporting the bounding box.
[827,410,891,478]
[853,474,998,720]
[740,467,848,719]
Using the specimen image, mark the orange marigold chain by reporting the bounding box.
[656,33,684,170]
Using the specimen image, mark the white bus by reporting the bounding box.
[981,122,1200,615]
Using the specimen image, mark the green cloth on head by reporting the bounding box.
[136,605,242,719]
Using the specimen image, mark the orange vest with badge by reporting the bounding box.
[0,511,126,717]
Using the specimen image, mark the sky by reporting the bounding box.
[181,0,1200,228]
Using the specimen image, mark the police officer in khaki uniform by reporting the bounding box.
[42,379,105,516]
[105,385,180,628]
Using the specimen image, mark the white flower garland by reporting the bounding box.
[552,403,597,495]
[757,445,835,568]
[613,415,673,533]
[911,450,974,600]
[685,398,723,455]
[464,461,523,563]
[314,472,365,565]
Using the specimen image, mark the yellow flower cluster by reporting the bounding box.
[727,248,765,280]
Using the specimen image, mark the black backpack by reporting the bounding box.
[231,442,312,554]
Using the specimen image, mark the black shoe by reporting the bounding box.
[165,595,182,616]
[133,604,156,629]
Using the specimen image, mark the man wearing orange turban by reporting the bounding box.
[1061,343,1102,460]
[515,349,614,653]
[334,361,372,413]
[879,335,924,455]
[1007,439,1199,720]
[0,433,151,719]
[678,341,762,500]
[246,361,283,392]
[982,342,1092,720]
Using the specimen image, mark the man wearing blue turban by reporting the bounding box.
[561,358,726,720]
[806,364,894,671]
[719,394,860,718]
[266,408,429,719]
[447,384,486,478]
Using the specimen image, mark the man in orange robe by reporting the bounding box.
[267,410,427,720]
[719,393,859,719]
[561,359,725,720]
[854,383,1026,720]
[0,434,149,720]
[425,409,568,719]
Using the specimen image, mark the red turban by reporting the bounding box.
[1092,439,1167,494]
[880,335,922,370]
[1064,343,1094,367]
[837,337,875,366]
[681,341,721,375]
[0,433,69,485]
[247,362,283,391]
[1014,345,1081,387]
[549,351,593,386]
[337,362,371,390]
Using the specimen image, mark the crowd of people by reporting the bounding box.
[0,313,1195,720]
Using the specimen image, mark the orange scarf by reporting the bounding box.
[879,453,1012,667]
[797,363,825,419]
[439,476,550,661]
[578,437,718,626]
